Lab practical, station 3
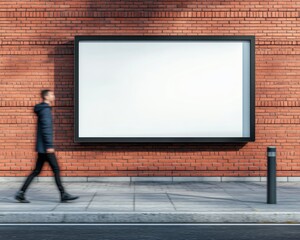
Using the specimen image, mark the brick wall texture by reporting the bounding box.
[1,0,300,177]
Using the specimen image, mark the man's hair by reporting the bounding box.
[41,89,52,100]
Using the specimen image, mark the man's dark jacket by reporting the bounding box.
[34,102,53,153]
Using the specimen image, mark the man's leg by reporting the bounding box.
[46,152,79,202]
[46,152,65,193]
[15,153,46,202]
[21,153,45,192]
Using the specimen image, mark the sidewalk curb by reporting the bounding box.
[1,212,300,223]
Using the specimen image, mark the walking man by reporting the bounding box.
[15,90,79,203]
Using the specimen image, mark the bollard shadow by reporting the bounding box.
[166,193,264,205]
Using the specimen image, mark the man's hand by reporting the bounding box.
[46,148,55,153]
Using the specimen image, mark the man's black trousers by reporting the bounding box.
[20,152,65,193]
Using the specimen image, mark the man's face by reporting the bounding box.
[46,91,55,102]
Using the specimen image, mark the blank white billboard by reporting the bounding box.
[75,36,255,142]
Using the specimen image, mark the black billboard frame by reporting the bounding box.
[74,35,255,143]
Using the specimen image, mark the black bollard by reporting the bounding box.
[267,146,276,204]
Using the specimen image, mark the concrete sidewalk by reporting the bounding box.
[1,181,300,223]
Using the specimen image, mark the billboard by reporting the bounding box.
[74,36,255,143]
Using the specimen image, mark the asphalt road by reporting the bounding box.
[0,224,300,240]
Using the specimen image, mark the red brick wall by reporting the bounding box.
[1,0,300,177]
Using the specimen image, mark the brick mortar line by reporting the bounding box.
[0,170,293,172]
[1,106,300,108]
[1,44,300,47]
[0,10,299,12]
[2,52,296,53]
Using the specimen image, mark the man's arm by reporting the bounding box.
[39,107,54,152]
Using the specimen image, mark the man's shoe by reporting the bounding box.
[15,191,30,203]
[60,192,79,202]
